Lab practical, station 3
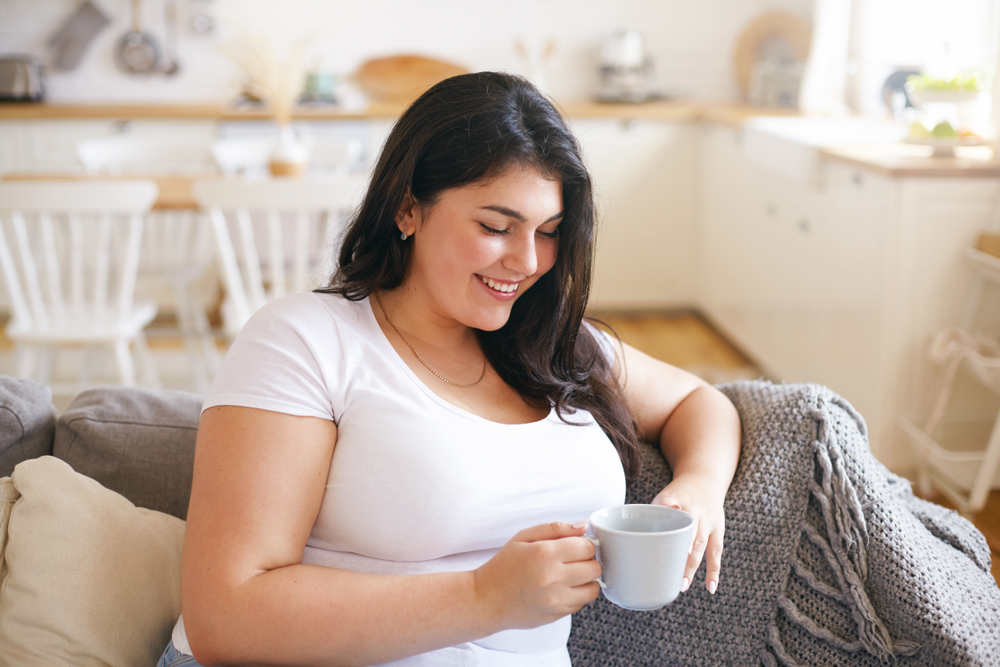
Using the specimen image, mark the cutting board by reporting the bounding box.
[732,11,811,100]
[354,55,468,104]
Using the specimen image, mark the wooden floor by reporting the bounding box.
[594,310,1000,588]
[591,310,760,384]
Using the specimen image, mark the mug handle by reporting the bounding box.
[584,535,607,589]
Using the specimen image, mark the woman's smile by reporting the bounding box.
[476,274,521,300]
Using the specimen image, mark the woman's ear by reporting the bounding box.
[395,191,421,237]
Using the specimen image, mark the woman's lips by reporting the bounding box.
[477,274,520,300]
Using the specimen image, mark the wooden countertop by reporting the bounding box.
[0,101,408,121]
[697,104,801,126]
[820,143,1000,178]
[0,100,741,123]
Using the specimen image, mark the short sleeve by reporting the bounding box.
[203,293,342,422]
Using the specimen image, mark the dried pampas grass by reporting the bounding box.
[220,31,313,125]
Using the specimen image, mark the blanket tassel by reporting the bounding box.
[763,403,921,664]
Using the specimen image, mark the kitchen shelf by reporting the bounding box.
[0,100,771,124]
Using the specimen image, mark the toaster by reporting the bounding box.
[0,55,45,102]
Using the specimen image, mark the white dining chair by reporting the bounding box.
[77,135,219,393]
[192,175,367,337]
[0,180,161,395]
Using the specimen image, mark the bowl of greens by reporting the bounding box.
[905,73,982,105]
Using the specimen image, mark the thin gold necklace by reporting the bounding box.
[374,292,488,388]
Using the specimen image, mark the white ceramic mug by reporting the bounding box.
[587,504,695,611]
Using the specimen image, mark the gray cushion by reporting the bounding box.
[0,375,56,478]
[53,386,203,520]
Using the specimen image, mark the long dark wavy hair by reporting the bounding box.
[320,71,641,480]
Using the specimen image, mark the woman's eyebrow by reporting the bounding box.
[479,205,563,223]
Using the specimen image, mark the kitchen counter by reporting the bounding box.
[821,143,1000,178]
[698,104,800,126]
[4,101,998,176]
[0,100,704,121]
[0,101,408,121]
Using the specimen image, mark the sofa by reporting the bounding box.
[1,375,998,667]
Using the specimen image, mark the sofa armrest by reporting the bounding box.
[0,375,56,478]
[569,380,1000,667]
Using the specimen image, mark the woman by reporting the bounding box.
[161,71,741,667]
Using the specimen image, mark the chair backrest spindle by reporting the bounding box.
[235,208,267,311]
[93,213,114,321]
[10,211,48,329]
[319,210,337,285]
[39,212,65,325]
[266,209,285,298]
[293,209,310,292]
[117,213,145,317]
[69,213,85,320]
[207,207,252,326]
[191,176,365,336]
[0,222,31,329]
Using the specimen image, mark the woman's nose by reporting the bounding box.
[503,230,538,277]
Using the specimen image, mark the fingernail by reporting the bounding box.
[680,577,690,592]
[709,581,717,595]
[572,520,588,530]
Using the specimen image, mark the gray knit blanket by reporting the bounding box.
[568,380,1000,666]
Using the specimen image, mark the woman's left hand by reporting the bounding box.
[651,473,727,595]
[599,335,740,597]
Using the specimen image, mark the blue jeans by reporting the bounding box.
[156,639,207,667]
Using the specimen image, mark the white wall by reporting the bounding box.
[0,0,813,104]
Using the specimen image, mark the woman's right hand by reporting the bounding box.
[472,521,602,631]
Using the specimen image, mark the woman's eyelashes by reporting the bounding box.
[478,222,508,236]
[477,222,560,238]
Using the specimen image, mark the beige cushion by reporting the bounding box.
[0,456,184,666]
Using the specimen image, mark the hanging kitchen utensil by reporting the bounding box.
[114,0,161,75]
[48,0,111,71]
[162,0,180,76]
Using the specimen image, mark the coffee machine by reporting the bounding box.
[596,30,654,103]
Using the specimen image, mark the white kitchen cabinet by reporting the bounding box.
[0,122,25,174]
[22,120,117,172]
[6,120,218,173]
[569,119,695,310]
[699,122,999,473]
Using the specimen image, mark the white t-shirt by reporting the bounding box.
[172,291,626,666]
